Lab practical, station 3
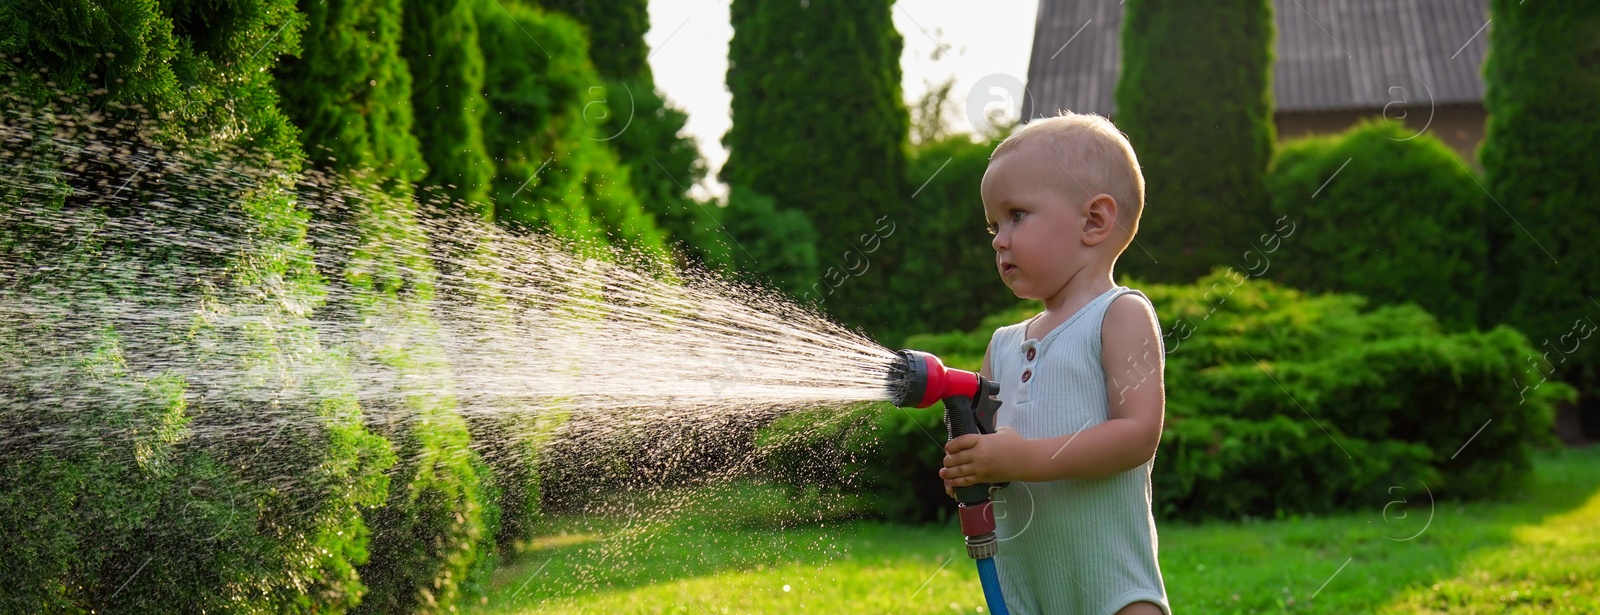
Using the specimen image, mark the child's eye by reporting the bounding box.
[985,222,998,236]
[1010,210,1025,223]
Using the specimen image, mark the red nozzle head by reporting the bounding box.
[892,350,980,408]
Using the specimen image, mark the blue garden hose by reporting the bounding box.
[975,556,1009,614]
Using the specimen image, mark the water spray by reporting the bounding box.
[889,350,1010,615]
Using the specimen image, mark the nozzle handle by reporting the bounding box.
[945,394,998,505]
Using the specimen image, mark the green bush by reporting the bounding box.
[539,0,732,272]
[771,272,1570,522]
[1148,271,1566,516]
[317,185,496,615]
[1266,119,1487,330]
[275,0,426,194]
[721,186,820,298]
[401,0,495,213]
[0,104,394,612]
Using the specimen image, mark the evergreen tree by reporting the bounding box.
[539,0,650,79]
[541,0,733,272]
[401,0,495,215]
[475,0,669,259]
[1481,0,1600,437]
[1115,0,1276,282]
[277,0,426,192]
[274,1,496,611]
[723,0,910,335]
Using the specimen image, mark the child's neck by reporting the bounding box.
[1026,268,1117,340]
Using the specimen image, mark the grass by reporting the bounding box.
[471,446,1600,614]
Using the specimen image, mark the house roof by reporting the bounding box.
[1020,0,1490,119]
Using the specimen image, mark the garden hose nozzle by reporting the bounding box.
[890,350,1006,560]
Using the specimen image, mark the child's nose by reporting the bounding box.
[992,229,1008,251]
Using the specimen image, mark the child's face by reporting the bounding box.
[980,145,1092,301]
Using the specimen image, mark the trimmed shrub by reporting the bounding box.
[540,0,733,272]
[1147,271,1565,515]
[768,272,1571,522]
[275,0,426,194]
[0,102,393,613]
[1115,0,1276,283]
[1266,119,1487,330]
[721,186,820,298]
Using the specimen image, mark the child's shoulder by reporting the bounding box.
[1105,286,1159,320]
[1101,286,1164,354]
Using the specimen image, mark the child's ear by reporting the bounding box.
[1081,194,1118,246]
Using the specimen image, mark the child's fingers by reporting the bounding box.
[943,434,981,454]
[943,452,972,468]
[940,464,974,481]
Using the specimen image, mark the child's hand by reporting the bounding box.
[940,426,1028,495]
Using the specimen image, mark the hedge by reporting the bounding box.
[476,0,669,260]
[0,1,402,611]
[400,0,495,213]
[0,99,394,612]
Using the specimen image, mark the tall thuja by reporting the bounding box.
[275,0,496,611]
[401,0,495,215]
[475,0,669,260]
[723,0,910,331]
[1481,0,1600,437]
[540,0,733,271]
[469,0,663,550]
[0,1,393,611]
[1115,0,1276,282]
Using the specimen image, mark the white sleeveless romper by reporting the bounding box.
[986,285,1170,614]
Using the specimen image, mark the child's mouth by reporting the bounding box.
[1001,262,1018,275]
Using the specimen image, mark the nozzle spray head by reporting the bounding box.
[891,349,1007,511]
[890,349,981,408]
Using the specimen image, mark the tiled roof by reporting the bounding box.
[1021,0,1490,119]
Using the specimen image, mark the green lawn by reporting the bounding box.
[471,447,1600,614]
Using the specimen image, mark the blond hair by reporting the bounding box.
[990,111,1145,250]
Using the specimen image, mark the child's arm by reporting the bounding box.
[941,294,1165,487]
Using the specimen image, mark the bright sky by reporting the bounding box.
[644,0,1040,198]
